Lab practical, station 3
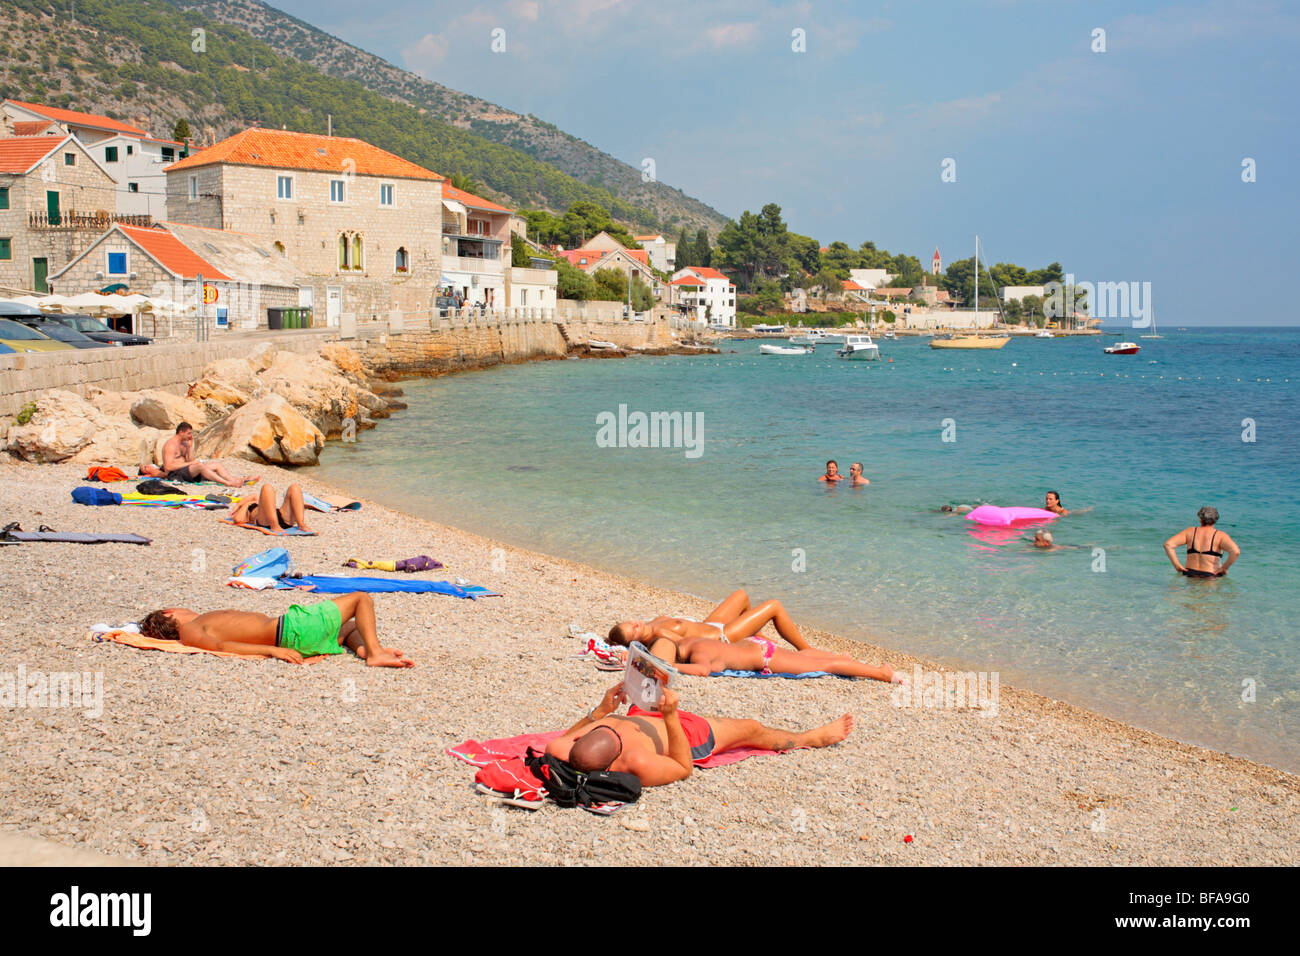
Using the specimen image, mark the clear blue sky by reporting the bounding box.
[268,0,1298,325]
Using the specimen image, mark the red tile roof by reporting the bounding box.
[875,287,911,297]
[0,135,65,173]
[166,127,442,181]
[5,99,149,137]
[842,279,867,291]
[556,247,651,271]
[441,182,510,212]
[683,266,728,281]
[118,224,230,280]
[12,120,55,136]
[672,275,706,286]
[634,234,663,241]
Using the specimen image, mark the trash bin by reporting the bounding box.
[267,308,284,330]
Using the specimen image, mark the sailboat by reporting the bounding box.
[1139,308,1162,340]
[930,235,1011,350]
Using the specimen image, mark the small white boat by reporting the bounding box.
[882,329,896,340]
[752,323,786,334]
[1035,330,1054,338]
[1104,341,1141,355]
[836,334,880,361]
[760,344,812,356]
[789,329,846,345]
[587,340,618,350]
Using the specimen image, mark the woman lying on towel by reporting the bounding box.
[229,483,314,534]
[608,589,812,652]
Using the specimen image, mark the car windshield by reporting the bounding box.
[0,319,47,340]
[64,315,111,333]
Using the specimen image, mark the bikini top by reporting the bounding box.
[1187,529,1222,558]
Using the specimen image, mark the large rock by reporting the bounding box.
[130,390,208,430]
[186,355,260,410]
[257,349,386,439]
[188,377,250,408]
[196,394,324,466]
[5,390,157,465]
[319,343,368,380]
[85,387,137,419]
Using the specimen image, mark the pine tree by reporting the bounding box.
[676,228,693,269]
[694,229,712,268]
[173,118,192,142]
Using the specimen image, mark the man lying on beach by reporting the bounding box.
[160,422,244,487]
[847,462,870,486]
[138,592,413,667]
[229,483,314,533]
[819,460,844,483]
[646,633,901,683]
[546,683,852,787]
[608,589,812,652]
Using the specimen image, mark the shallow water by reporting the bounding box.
[317,327,1300,771]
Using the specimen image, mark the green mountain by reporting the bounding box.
[0,0,729,235]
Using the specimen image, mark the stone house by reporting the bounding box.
[0,134,133,292]
[164,127,446,323]
[634,233,676,272]
[439,182,512,309]
[48,221,300,337]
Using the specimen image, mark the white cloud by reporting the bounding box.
[401,33,451,73]
[507,0,541,22]
[705,21,760,48]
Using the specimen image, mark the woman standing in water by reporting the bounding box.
[1164,506,1241,578]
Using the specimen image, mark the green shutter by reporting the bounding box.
[0,187,8,210]
[0,238,11,260]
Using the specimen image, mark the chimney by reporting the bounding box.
[0,111,13,137]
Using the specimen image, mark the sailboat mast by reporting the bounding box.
[974,235,979,327]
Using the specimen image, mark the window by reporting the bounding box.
[394,247,409,272]
[380,183,394,207]
[0,188,8,210]
[521,288,527,306]
[0,238,11,260]
[330,179,345,203]
[105,146,119,163]
[338,234,348,270]
[128,182,139,193]
[161,147,175,162]
[351,233,363,271]
[338,232,363,271]
[188,175,197,201]
[107,252,127,275]
[276,175,293,200]
[64,152,76,166]
[126,144,133,156]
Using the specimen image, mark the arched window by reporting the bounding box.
[351,233,363,271]
[394,247,409,273]
[338,234,349,271]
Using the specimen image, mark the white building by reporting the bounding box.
[505,259,558,313]
[671,266,736,326]
[634,233,676,272]
[847,268,894,289]
[1000,285,1046,303]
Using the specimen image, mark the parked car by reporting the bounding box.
[48,312,151,346]
[10,315,108,349]
[0,318,75,352]
[0,342,14,354]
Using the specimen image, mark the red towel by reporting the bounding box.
[447,731,780,771]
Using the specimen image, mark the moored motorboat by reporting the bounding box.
[760,344,812,355]
[1104,341,1141,355]
[836,334,880,360]
[789,328,846,345]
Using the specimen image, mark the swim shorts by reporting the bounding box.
[277,600,344,656]
[628,705,716,761]
[165,468,192,482]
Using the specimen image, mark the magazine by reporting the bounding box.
[623,641,677,711]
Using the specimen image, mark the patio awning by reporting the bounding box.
[441,199,467,216]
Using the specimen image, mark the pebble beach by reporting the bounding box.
[1,458,1295,866]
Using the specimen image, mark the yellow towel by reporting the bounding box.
[344,558,396,571]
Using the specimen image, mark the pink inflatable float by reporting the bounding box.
[964,505,1059,527]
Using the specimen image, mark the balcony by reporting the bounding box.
[29,211,153,231]
[444,255,506,274]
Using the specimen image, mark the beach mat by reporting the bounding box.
[448,731,782,771]
[9,531,151,545]
[220,518,316,536]
[303,491,361,513]
[87,628,328,661]
[283,575,491,597]
[711,669,849,680]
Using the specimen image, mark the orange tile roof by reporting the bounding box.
[0,135,66,173]
[842,279,866,291]
[634,234,663,241]
[5,99,148,136]
[672,275,706,286]
[441,182,510,212]
[556,247,651,271]
[875,287,911,297]
[166,127,443,181]
[118,224,230,280]
[12,120,56,136]
[682,266,729,281]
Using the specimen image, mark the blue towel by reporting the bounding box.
[283,575,477,598]
[709,669,850,680]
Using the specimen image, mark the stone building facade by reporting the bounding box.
[164,128,446,323]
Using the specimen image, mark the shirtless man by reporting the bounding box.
[1164,506,1241,578]
[229,483,314,534]
[608,589,812,652]
[652,633,900,683]
[138,592,413,667]
[161,422,244,487]
[819,460,844,483]
[546,683,853,786]
[847,462,870,486]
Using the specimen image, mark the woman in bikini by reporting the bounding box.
[608,589,812,653]
[1164,506,1240,578]
[819,460,844,483]
[229,483,314,534]
[659,634,900,683]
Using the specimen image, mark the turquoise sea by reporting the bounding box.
[317,327,1300,772]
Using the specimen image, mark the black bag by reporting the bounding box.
[524,748,642,808]
[136,480,183,496]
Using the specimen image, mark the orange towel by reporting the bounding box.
[87,629,326,663]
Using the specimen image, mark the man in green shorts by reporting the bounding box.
[138,592,414,668]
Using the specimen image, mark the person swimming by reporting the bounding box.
[819,460,844,483]
[1044,491,1069,516]
[847,462,870,486]
[1164,506,1241,578]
